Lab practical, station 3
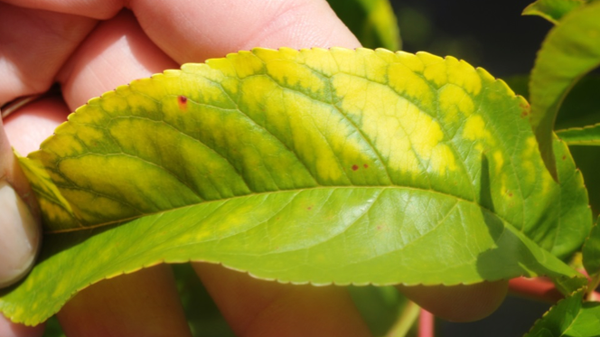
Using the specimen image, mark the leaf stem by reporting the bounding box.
[509,276,600,303]
[418,309,435,337]
[508,277,564,303]
[386,300,420,337]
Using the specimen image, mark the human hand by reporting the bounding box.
[0,1,508,336]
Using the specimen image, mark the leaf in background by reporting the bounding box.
[525,290,600,337]
[42,316,65,337]
[172,264,235,337]
[348,286,413,336]
[557,124,600,145]
[1,48,590,325]
[529,1,600,180]
[523,0,585,24]
[583,218,600,276]
[327,0,400,50]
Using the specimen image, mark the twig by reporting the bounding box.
[508,277,564,303]
[418,308,434,337]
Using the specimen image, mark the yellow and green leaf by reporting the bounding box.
[0,48,591,325]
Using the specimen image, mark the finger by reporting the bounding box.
[0,96,69,333]
[0,314,44,337]
[396,280,509,322]
[2,0,361,64]
[0,117,41,287]
[57,264,192,337]
[0,0,122,20]
[0,2,96,105]
[131,0,361,62]
[56,9,177,109]
[4,95,70,156]
[194,263,372,337]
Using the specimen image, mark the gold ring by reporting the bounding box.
[1,94,44,120]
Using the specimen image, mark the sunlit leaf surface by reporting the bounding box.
[0,48,590,325]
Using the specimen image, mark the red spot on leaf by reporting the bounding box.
[363,164,369,168]
[562,155,566,160]
[178,95,188,111]
[307,206,312,210]
[352,164,359,171]
[520,102,530,118]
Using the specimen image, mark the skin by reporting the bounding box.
[0,1,508,335]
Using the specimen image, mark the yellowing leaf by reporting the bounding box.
[1,48,590,325]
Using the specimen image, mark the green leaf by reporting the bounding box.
[348,286,412,336]
[327,0,400,50]
[505,75,600,131]
[1,48,590,325]
[506,75,600,216]
[42,316,65,337]
[529,1,600,180]
[172,264,235,337]
[583,218,600,275]
[557,124,600,145]
[525,290,600,337]
[523,0,585,24]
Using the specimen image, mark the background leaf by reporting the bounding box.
[583,218,600,276]
[529,1,600,180]
[507,75,600,215]
[172,264,235,337]
[557,124,600,145]
[2,48,590,325]
[327,0,400,50]
[522,0,585,24]
[524,290,600,337]
[348,286,415,337]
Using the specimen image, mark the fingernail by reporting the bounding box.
[0,180,40,287]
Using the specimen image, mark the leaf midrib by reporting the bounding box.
[45,184,511,236]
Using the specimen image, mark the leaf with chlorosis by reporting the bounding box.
[327,0,400,50]
[557,124,600,146]
[529,1,600,180]
[0,48,591,325]
[583,218,600,276]
[522,0,585,24]
[525,290,600,337]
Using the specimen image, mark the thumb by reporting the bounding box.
[0,109,41,288]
